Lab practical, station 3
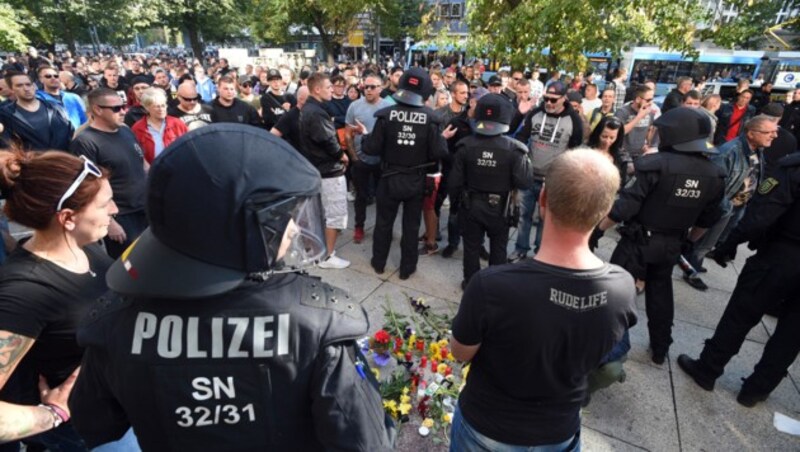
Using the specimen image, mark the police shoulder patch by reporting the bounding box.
[758,177,779,195]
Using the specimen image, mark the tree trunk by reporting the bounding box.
[185,13,203,60]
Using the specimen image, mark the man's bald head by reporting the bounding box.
[543,148,620,231]
[177,81,198,98]
[296,85,309,109]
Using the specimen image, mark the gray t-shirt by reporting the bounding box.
[527,110,576,178]
[345,97,391,165]
[615,104,654,160]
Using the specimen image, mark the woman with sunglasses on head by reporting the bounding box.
[588,116,627,185]
[0,149,117,449]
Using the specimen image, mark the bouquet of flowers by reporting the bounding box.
[361,294,468,445]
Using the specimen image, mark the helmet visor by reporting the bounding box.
[254,194,327,272]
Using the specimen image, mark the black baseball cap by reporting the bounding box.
[474,93,513,136]
[107,124,323,299]
[267,69,282,81]
[487,75,503,86]
[655,107,718,154]
[546,81,567,96]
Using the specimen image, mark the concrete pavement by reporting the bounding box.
[308,202,800,451]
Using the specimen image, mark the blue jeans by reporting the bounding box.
[514,180,544,255]
[450,405,580,452]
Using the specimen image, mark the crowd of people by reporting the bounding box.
[0,46,798,451]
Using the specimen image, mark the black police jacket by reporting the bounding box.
[609,150,726,232]
[725,152,800,246]
[361,103,447,169]
[70,273,392,452]
[448,134,533,200]
[298,97,345,178]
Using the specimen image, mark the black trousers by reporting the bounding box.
[371,179,423,274]
[699,240,800,395]
[352,160,381,228]
[611,233,682,355]
[461,202,508,282]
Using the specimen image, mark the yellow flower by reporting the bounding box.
[438,339,449,348]
[402,387,409,395]
[429,343,441,357]
[442,413,452,424]
[422,418,435,428]
[383,400,398,416]
[372,368,380,380]
[408,334,417,349]
[447,353,455,362]
[399,402,412,415]
[437,363,448,375]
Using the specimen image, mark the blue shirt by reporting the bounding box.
[147,119,166,159]
[37,90,87,128]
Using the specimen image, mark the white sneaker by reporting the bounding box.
[347,191,356,202]
[318,252,351,269]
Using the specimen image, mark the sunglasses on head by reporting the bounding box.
[97,104,125,113]
[57,156,102,211]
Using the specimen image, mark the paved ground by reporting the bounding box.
[305,201,800,451]
[10,200,799,451]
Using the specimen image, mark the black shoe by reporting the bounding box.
[581,394,592,408]
[652,351,666,365]
[677,355,715,391]
[683,274,709,291]
[696,265,708,273]
[461,279,468,290]
[441,245,457,258]
[399,269,415,280]
[736,390,769,408]
[479,247,490,261]
[371,260,385,275]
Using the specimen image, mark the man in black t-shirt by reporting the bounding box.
[210,76,261,127]
[70,88,148,259]
[169,81,213,131]
[450,149,637,450]
[271,86,308,151]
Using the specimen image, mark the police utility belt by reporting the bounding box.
[381,162,436,178]
[619,222,686,244]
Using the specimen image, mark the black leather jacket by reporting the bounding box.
[298,97,345,178]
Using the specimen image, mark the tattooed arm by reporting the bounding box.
[0,330,77,443]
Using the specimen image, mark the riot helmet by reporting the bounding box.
[392,67,433,107]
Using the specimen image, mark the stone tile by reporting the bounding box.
[305,266,383,303]
[334,236,403,281]
[583,359,679,451]
[581,427,648,451]
[672,320,800,451]
[360,281,459,338]
[388,253,465,304]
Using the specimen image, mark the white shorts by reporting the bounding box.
[321,175,348,230]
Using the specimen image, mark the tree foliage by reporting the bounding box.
[699,0,797,49]
[250,0,383,63]
[0,3,30,51]
[376,0,431,42]
[465,0,708,71]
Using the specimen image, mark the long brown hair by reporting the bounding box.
[0,148,109,230]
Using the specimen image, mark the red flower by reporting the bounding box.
[374,330,391,344]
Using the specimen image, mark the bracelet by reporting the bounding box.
[38,404,63,429]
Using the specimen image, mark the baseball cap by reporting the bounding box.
[107,124,325,299]
[760,102,784,118]
[474,93,513,136]
[566,91,583,103]
[267,69,282,81]
[487,75,503,86]
[654,107,718,154]
[546,81,567,96]
[238,75,252,86]
[129,75,151,87]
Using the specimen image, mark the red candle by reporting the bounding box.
[431,360,438,372]
[405,352,412,362]
[420,356,428,368]
[440,347,448,359]
[445,366,452,376]
[416,339,425,351]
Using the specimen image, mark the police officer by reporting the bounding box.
[355,67,448,279]
[448,93,532,288]
[592,107,726,364]
[678,152,800,407]
[68,124,393,451]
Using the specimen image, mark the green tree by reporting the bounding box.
[376,0,430,42]
[250,0,382,64]
[700,0,798,49]
[0,2,31,51]
[162,0,246,58]
[465,0,708,71]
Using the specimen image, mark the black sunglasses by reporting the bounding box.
[97,104,125,112]
[363,84,380,90]
[179,95,200,102]
[42,74,59,79]
[544,96,561,103]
